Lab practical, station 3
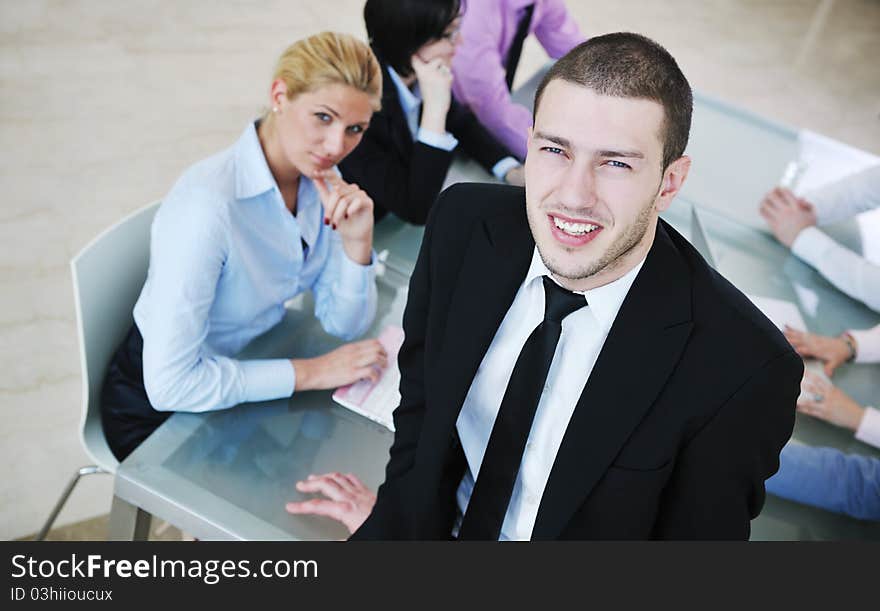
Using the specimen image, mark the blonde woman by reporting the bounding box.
[102,33,387,460]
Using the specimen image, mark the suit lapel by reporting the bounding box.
[421,203,535,468]
[531,221,694,540]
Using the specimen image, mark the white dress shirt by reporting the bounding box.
[851,323,880,365]
[848,322,880,448]
[856,406,880,450]
[454,248,646,540]
[791,164,880,312]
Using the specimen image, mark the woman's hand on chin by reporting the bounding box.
[313,170,374,265]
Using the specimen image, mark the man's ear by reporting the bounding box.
[655,155,691,212]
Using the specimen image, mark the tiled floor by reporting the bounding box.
[2,0,878,540]
[17,514,183,542]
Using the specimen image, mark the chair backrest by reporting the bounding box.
[71,201,160,472]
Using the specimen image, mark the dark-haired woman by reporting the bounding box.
[339,0,524,226]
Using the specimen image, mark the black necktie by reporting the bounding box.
[458,275,586,540]
[505,3,535,91]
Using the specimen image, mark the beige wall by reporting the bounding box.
[1,0,878,539]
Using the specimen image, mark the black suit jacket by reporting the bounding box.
[352,183,802,540]
[338,62,512,225]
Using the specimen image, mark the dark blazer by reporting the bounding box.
[352,183,802,540]
[338,62,512,225]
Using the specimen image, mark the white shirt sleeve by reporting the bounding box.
[848,323,880,364]
[790,226,880,312]
[416,127,459,152]
[138,191,296,413]
[491,157,520,181]
[855,406,880,450]
[805,164,880,225]
[311,230,377,341]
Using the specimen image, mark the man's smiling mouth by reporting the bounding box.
[551,215,600,236]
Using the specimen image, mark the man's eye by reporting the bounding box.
[315,112,332,123]
[606,160,631,169]
[346,125,364,135]
[542,146,564,155]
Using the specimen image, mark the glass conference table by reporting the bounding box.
[107,214,422,542]
[109,96,880,542]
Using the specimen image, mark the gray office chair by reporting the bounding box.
[37,201,160,540]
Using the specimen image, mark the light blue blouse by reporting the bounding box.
[134,122,377,413]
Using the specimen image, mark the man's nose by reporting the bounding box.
[557,163,598,208]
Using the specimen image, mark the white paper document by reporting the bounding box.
[331,325,404,432]
[745,294,830,389]
[746,295,807,332]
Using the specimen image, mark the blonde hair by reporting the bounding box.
[269,32,382,114]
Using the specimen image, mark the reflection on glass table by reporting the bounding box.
[110,256,414,541]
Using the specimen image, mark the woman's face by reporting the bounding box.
[413,15,463,66]
[271,82,374,176]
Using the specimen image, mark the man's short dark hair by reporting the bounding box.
[364,0,462,78]
[534,32,693,170]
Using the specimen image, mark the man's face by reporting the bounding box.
[525,80,688,291]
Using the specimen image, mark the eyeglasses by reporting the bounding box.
[439,19,462,43]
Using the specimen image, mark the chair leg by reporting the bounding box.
[36,465,107,541]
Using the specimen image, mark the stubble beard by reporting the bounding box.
[534,198,656,283]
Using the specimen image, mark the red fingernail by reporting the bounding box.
[324,218,329,225]
[332,223,337,230]
[344,212,348,219]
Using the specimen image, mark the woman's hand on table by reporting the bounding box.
[784,326,852,377]
[797,371,866,432]
[758,187,817,248]
[291,339,387,391]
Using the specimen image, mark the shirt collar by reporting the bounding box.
[524,247,648,330]
[231,120,329,247]
[387,65,422,115]
[234,121,279,200]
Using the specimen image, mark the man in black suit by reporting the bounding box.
[288,32,802,540]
